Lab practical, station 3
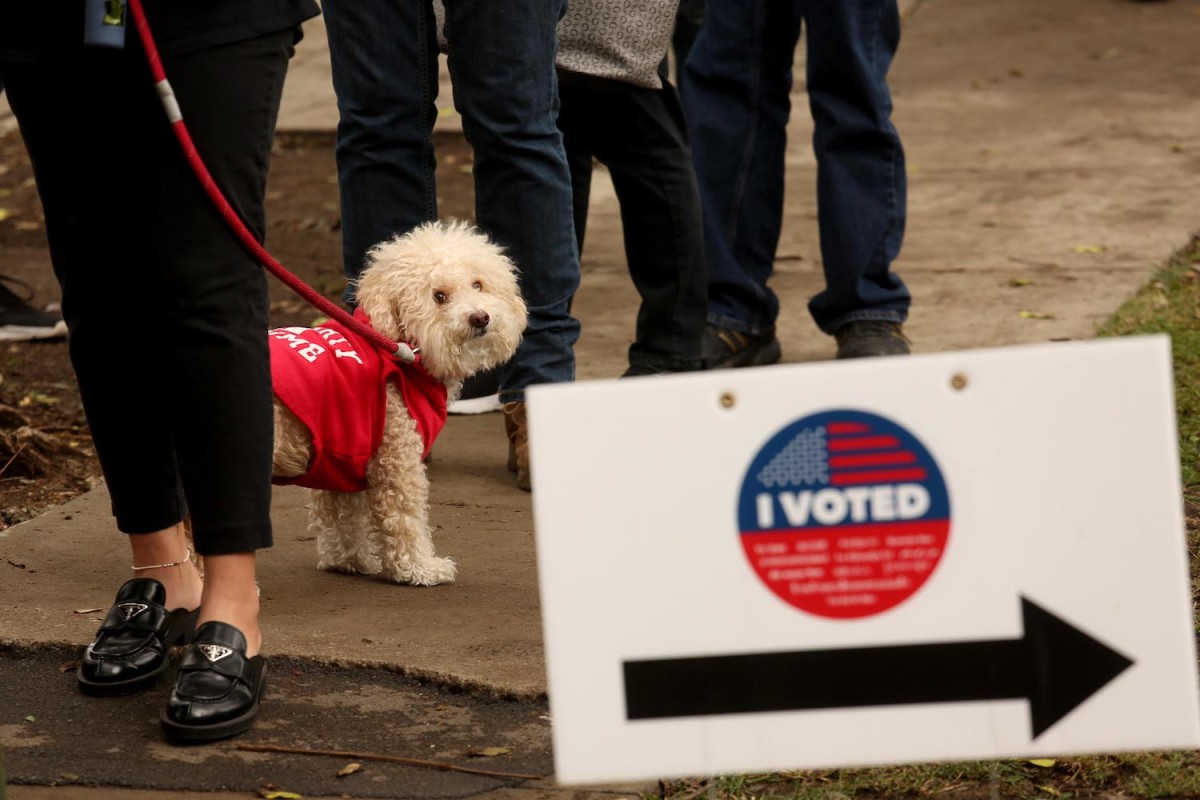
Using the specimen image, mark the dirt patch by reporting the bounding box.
[0,129,477,531]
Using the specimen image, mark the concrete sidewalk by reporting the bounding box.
[2,0,1199,795]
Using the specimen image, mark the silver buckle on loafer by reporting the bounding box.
[198,644,233,663]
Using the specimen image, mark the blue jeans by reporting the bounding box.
[322,0,580,401]
[682,0,910,336]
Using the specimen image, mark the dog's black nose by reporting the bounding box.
[469,310,490,331]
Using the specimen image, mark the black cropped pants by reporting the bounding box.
[558,72,708,372]
[1,29,296,554]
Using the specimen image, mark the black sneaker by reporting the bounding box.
[703,324,781,369]
[834,321,911,359]
[447,365,501,415]
[0,275,66,342]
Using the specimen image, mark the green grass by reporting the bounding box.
[1097,233,1200,493]
[656,755,1200,800]
[647,235,1200,800]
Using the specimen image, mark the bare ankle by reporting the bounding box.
[135,561,203,611]
[129,529,203,611]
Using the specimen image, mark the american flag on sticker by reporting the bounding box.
[756,420,929,489]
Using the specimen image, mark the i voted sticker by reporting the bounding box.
[738,410,951,619]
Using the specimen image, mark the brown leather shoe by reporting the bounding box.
[502,401,531,492]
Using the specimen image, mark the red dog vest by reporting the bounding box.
[269,310,447,492]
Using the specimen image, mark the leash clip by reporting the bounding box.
[395,343,419,364]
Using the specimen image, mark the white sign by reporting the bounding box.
[528,336,1200,785]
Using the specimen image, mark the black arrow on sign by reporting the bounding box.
[624,596,1133,738]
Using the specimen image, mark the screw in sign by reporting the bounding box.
[738,409,951,619]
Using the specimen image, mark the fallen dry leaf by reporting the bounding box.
[336,762,363,777]
[1029,758,1056,768]
[1009,277,1033,287]
[18,391,59,407]
[1019,310,1055,320]
[468,746,511,758]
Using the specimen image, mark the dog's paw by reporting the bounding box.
[384,556,457,586]
[317,554,381,576]
[317,559,355,575]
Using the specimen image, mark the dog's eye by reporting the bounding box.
[472,281,483,291]
[433,290,448,305]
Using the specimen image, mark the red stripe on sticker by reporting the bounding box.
[831,468,929,485]
[829,452,918,468]
[828,435,902,451]
[826,422,871,435]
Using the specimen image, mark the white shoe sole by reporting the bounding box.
[447,393,502,415]
[0,321,68,341]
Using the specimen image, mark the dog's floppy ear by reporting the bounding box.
[355,234,432,342]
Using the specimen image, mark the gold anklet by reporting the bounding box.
[132,548,192,571]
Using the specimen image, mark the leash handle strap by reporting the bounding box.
[125,0,417,364]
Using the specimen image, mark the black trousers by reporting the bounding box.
[558,74,708,371]
[0,30,295,554]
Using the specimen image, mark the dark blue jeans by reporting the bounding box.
[682,0,910,336]
[322,0,581,401]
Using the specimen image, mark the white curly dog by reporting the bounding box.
[269,220,526,586]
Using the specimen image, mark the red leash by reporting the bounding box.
[125,0,417,364]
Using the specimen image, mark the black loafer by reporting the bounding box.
[77,578,200,696]
[161,621,266,743]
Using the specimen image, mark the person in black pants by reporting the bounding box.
[0,0,317,742]
[556,0,708,376]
